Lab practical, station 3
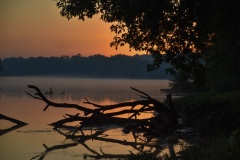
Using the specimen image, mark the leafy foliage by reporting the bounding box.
[53,0,240,90]
[171,92,240,159]
[53,0,207,74]
[178,129,240,160]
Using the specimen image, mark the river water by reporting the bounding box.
[0,77,170,160]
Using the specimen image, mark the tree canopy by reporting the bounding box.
[53,0,240,90]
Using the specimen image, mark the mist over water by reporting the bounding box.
[0,76,169,102]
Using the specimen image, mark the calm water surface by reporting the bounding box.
[0,77,170,160]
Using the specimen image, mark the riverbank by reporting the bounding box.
[173,91,240,159]
[125,91,240,160]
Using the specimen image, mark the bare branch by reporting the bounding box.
[130,87,152,99]
[27,85,93,114]
[27,85,178,139]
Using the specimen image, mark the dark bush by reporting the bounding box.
[173,91,240,135]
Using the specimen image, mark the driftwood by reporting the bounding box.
[0,114,28,136]
[26,85,178,136]
[26,84,180,159]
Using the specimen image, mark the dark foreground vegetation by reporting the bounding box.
[173,91,240,160]
[125,91,240,160]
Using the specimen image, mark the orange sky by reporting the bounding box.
[0,0,143,59]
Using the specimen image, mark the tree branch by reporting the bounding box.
[27,85,93,114]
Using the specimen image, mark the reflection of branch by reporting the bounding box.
[53,127,163,160]
[0,114,27,125]
[30,142,78,160]
[50,114,150,128]
[0,124,26,136]
[84,136,161,149]
[55,127,161,150]
[0,114,27,136]
[32,127,133,160]
[79,141,102,157]
[84,152,129,159]
[31,130,165,160]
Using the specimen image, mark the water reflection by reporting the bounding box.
[26,84,179,159]
[30,127,166,160]
[28,125,182,160]
[0,114,27,136]
[0,77,173,160]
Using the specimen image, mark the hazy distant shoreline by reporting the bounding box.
[0,54,171,79]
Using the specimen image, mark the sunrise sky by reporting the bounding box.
[0,0,142,59]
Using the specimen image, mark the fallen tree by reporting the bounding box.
[26,85,178,137]
[27,84,180,159]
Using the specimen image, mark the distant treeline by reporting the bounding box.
[0,54,171,79]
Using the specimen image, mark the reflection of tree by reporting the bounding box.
[31,127,166,160]
[27,85,179,159]
[0,114,27,136]
[30,141,78,160]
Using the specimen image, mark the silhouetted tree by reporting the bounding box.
[0,58,2,71]
[0,54,170,79]
[53,0,240,90]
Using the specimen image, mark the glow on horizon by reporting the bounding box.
[0,0,144,58]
